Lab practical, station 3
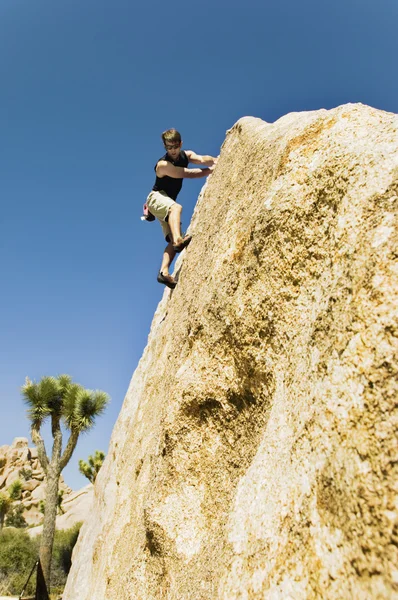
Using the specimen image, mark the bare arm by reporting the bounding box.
[185,150,218,167]
[156,160,213,179]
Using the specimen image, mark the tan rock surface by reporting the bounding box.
[64,103,398,600]
[22,479,40,492]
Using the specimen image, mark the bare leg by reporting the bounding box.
[160,242,177,276]
[157,203,190,289]
[167,203,183,245]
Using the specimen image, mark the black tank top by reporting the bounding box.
[152,150,189,200]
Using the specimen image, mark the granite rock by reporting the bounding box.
[64,104,398,600]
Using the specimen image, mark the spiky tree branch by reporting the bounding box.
[50,414,63,468]
[59,429,80,472]
[31,426,49,475]
[79,450,105,483]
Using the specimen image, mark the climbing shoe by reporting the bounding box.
[157,271,177,289]
[173,235,192,253]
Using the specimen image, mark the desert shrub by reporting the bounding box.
[19,467,32,481]
[5,504,27,528]
[0,524,82,596]
[0,492,12,529]
[0,528,38,596]
[49,522,82,589]
[57,489,64,515]
[8,479,23,501]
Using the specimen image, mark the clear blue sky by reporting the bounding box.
[1,0,397,490]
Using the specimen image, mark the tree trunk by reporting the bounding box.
[39,466,60,590]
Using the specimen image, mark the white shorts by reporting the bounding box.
[146,190,175,241]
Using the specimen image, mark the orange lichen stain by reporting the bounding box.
[230,239,246,262]
[277,117,337,177]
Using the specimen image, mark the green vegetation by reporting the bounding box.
[79,449,105,483]
[22,374,109,590]
[0,492,12,529]
[51,522,82,591]
[8,478,23,500]
[1,486,28,530]
[0,523,82,597]
[19,467,32,481]
[57,489,65,515]
[0,528,38,596]
[5,503,28,528]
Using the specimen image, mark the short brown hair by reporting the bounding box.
[161,129,182,145]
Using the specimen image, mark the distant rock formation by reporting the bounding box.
[0,437,92,531]
[64,103,398,600]
[28,484,93,537]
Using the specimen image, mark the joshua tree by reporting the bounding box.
[22,375,109,591]
[78,450,105,483]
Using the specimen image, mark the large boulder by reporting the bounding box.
[64,104,398,600]
[5,470,21,488]
[30,484,46,503]
[22,479,40,493]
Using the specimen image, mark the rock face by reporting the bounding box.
[0,437,86,529]
[64,104,398,600]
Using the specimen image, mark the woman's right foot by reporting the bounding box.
[157,271,177,289]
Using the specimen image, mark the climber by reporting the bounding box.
[145,128,217,289]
